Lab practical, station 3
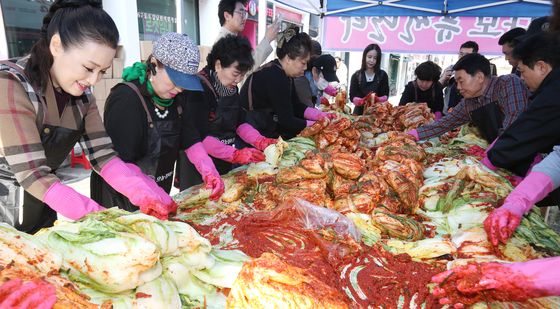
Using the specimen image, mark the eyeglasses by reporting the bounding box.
[234,10,248,19]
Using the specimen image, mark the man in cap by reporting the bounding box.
[498,27,527,76]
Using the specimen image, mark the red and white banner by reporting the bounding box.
[322,16,532,55]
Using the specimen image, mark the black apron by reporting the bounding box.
[177,72,238,191]
[353,70,385,115]
[91,82,181,212]
[0,119,85,233]
[0,60,86,233]
[469,100,503,143]
[244,62,281,139]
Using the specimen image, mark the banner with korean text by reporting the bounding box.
[322,16,533,55]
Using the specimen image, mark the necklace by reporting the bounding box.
[154,107,169,119]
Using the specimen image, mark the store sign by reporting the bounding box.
[138,12,177,40]
[322,16,532,55]
[276,7,303,24]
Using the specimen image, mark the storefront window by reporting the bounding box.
[181,0,199,44]
[1,0,53,58]
[137,0,177,41]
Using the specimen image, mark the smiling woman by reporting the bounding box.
[0,0,178,233]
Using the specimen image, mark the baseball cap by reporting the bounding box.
[515,16,550,42]
[312,54,339,82]
[153,32,203,91]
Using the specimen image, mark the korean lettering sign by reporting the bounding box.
[322,16,532,54]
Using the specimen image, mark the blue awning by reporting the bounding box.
[273,0,552,17]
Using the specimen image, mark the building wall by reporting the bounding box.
[198,0,221,47]
[102,0,141,66]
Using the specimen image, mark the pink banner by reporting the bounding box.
[322,16,532,55]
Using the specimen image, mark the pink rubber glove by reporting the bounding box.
[236,123,277,151]
[406,129,419,141]
[202,136,264,164]
[352,97,365,106]
[303,107,336,121]
[481,156,498,171]
[100,157,177,220]
[484,171,553,246]
[306,120,315,126]
[375,95,388,103]
[432,258,560,307]
[323,85,337,96]
[0,279,57,309]
[185,142,224,200]
[434,111,442,120]
[43,181,105,220]
[480,138,499,170]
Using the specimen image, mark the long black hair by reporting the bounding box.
[25,0,119,90]
[360,43,382,73]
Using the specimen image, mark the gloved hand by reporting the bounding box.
[352,97,365,106]
[236,123,277,151]
[320,96,330,107]
[480,138,498,171]
[484,171,554,246]
[254,137,277,151]
[232,148,265,164]
[100,157,177,220]
[0,279,57,309]
[375,95,388,103]
[306,120,315,126]
[432,258,560,307]
[323,84,337,96]
[434,111,443,120]
[406,129,419,141]
[43,181,105,220]
[304,107,336,121]
[202,136,264,164]
[185,142,224,200]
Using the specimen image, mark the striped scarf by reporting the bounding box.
[211,70,236,98]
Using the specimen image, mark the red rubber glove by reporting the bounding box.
[0,279,57,309]
[320,96,330,107]
[484,171,553,246]
[231,148,265,164]
[432,259,560,307]
[101,158,177,220]
[254,137,277,151]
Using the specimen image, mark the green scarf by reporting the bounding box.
[122,62,174,107]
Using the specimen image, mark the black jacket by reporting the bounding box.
[488,68,560,176]
[239,59,308,139]
[398,80,444,113]
[349,69,389,115]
